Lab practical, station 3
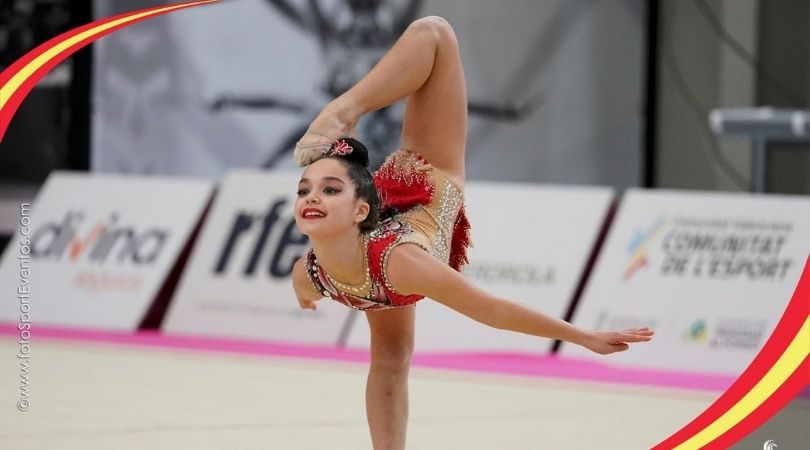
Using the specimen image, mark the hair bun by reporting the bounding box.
[334,137,370,168]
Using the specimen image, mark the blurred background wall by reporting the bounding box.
[655,0,809,193]
[88,0,645,190]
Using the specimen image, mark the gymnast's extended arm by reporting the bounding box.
[385,243,654,355]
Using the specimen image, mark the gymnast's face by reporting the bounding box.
[295,158,369,239]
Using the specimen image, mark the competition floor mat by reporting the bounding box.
[1,330,807,450]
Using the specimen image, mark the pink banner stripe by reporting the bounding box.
[0,322,763,394]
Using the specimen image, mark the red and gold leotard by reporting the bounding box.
[305,148,472,311]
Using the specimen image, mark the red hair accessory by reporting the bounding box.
[326,139,353,157]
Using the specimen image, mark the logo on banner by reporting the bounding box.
[624,216,668,280]
[596,311,661,332]
[464,262,555,286]
[682,319,709,345]
[681,318,766,350]
[28,210,172,293]
[625,215,796,282]
[213,198,309,279]
[660,217,794,281]
[709,318,767,350]
[31,210,170,265]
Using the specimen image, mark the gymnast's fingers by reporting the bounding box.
[297,298,318,311]
[614,332,653,343]
[623,327,655,336]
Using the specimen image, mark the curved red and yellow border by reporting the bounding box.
[0,0,219,140]
[0,2,807,448]
[653,256,809,449]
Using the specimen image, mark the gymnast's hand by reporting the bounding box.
[580,327,655,355]
[297,296,321,311]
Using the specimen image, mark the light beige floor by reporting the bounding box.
[0,338,737,449]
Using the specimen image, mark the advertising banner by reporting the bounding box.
[0,172,213,330]
[560,189,810,375]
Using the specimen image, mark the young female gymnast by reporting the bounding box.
[291,16,654,450]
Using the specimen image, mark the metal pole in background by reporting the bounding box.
[752,138,767,193]
[710,108,810,193]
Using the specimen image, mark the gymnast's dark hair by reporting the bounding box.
[325,137,380,234]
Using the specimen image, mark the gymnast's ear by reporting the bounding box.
[354,199,370,224]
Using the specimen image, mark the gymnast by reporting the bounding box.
[291,16,654,450]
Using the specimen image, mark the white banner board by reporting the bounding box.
[346,182,614,353]
[163,169,353,345]
[560,189,810,375]
[0,172,213,330]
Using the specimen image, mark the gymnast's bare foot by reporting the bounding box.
[294,97,362,166]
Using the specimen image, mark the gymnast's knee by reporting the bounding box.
[370,345,413,374]
[409,16,458,45]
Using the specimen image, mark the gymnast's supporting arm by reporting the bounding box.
[292,257,322,311]
[386,244,655,355]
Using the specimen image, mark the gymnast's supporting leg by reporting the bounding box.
[365,306,416,450]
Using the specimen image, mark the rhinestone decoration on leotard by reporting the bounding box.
[369,218,425,298]
[373,149,435,216]
[378,149,433,185]
[432,180,463,263]
[304,250,326,296]
[305,248,392,311]
[323,235,372,296]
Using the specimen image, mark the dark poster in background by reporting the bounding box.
[0,0,83,184]
[91,0,645,189]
